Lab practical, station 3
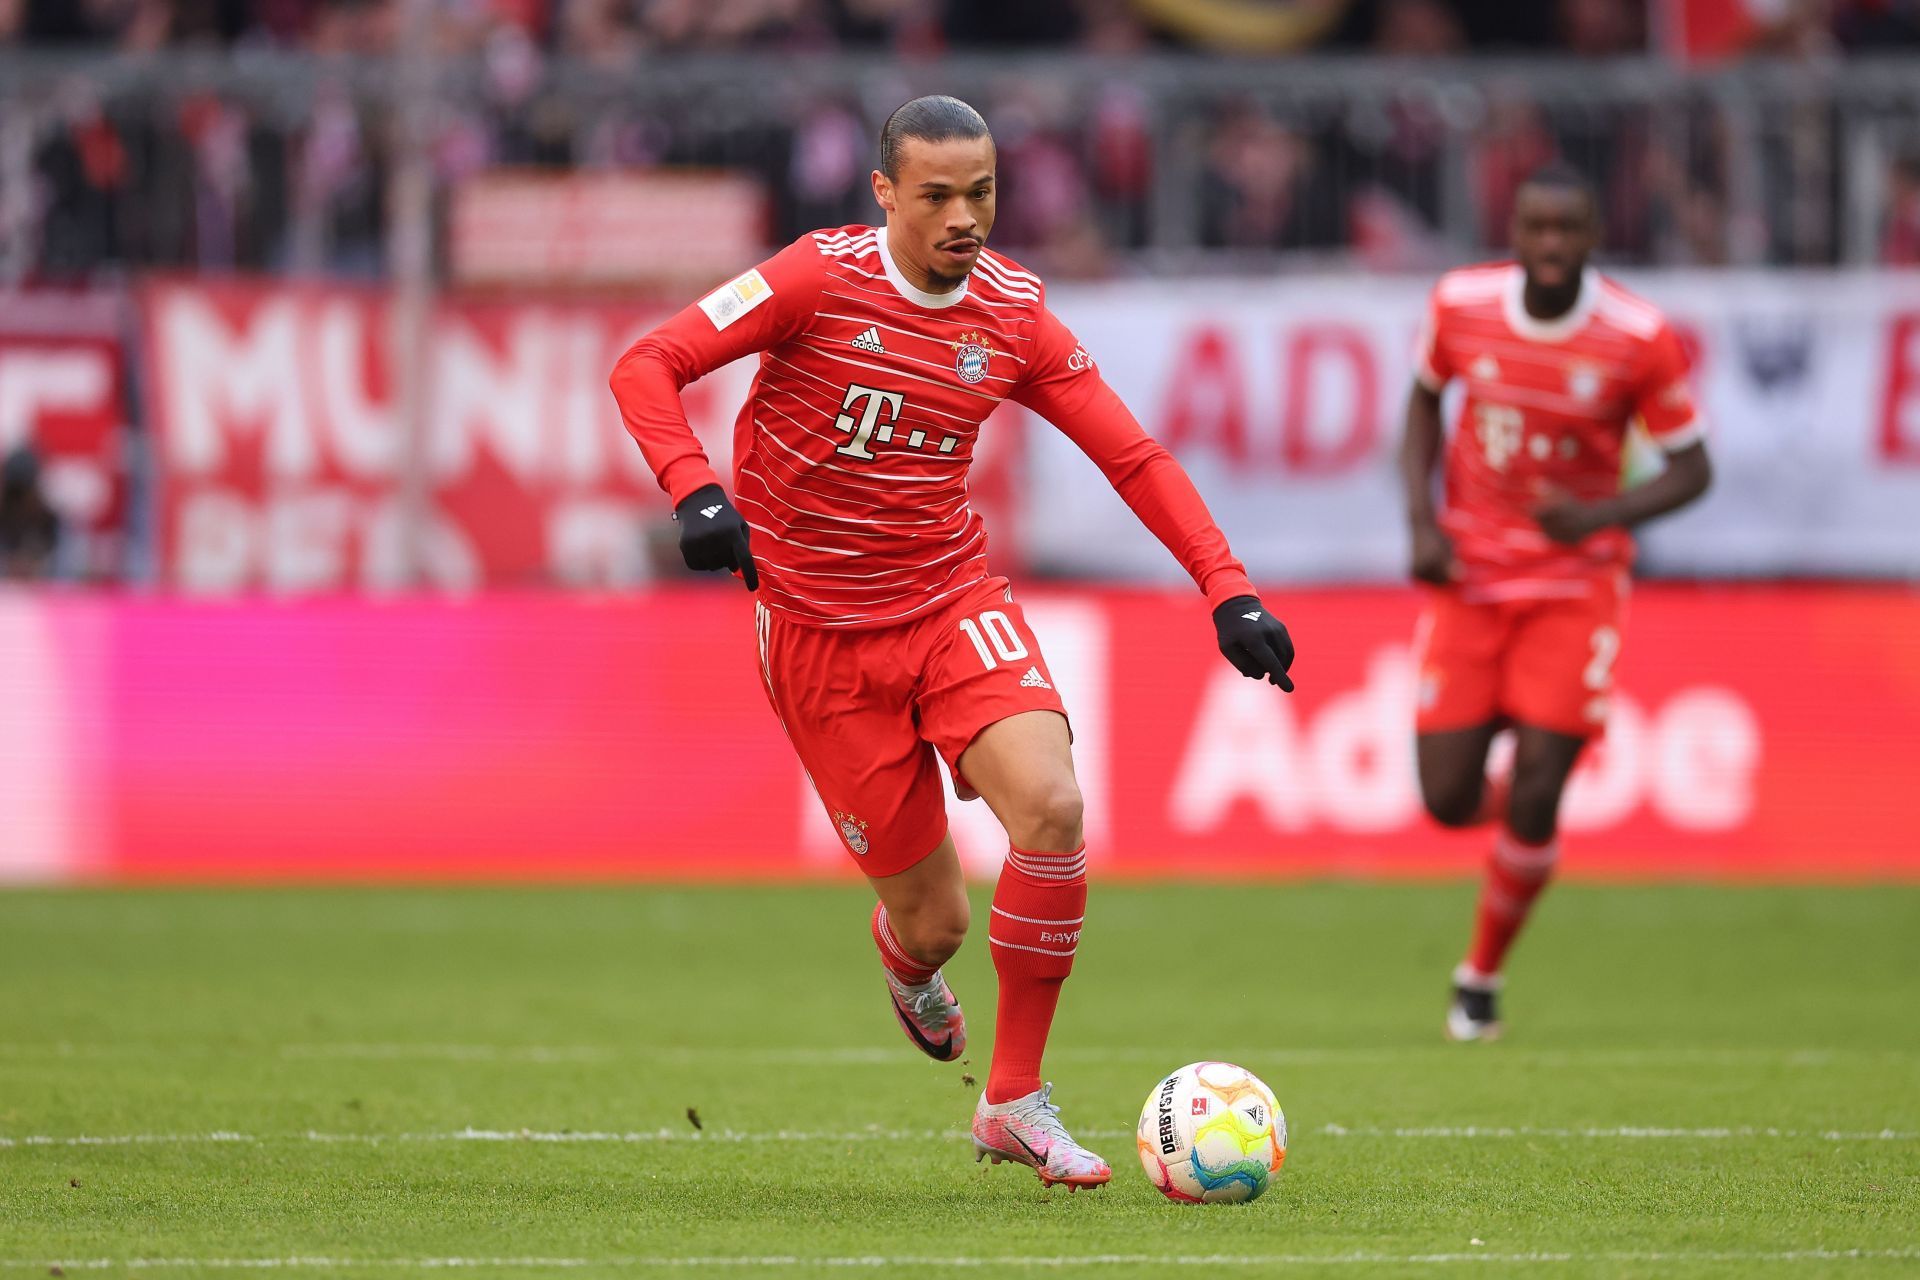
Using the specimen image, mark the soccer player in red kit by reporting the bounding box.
[1401,164,1712,1041]
[610,96,1295,1186]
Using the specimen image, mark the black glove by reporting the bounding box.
[1212,595,1295,691]
[673,483,758,591]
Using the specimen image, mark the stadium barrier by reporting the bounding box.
[2,584,1914,884]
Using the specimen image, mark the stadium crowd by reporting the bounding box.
[4,0,1920,280]
[8,0,1920,57]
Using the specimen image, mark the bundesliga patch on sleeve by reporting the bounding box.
[698,268,774,331]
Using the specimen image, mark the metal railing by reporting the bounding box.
[4,50,1920,282]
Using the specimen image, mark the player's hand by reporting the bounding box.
[1533,487,1608,546]
[1410,519,1459,585]
[1212,595,1295,692]
[673,483,759,591]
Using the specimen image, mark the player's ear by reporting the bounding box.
[871,169,894,213]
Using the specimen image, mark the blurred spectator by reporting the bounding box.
[942,0,1082,46]
[1473,91,1557,247]
[1558,0,1642,55]
[1882,149,1920,265]
[32,81,129,276]
[1198,99,1342,250]
[1374,0,1466,54]
[787,98,871,231]
[0,447,61,581]
[1834,0,1920,48]
[990,85,1096,253]
[1086,85,1153,248]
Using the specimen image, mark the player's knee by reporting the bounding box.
[1007,778,1085,854]
[894,898,970,966]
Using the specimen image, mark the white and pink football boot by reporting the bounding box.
[884,969,967,1062]
[971,1083,1112,1190]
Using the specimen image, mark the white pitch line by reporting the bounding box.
[275,1044,1920,1068]
[4,1123,1915,1150]
[7,1248,1920,1270]
[1319,1123,1920,1141]
[7,1043,1916,1068]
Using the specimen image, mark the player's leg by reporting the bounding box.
[955,708,1109,1188]
[753,602,965,1061]
[1416,723,1503,828]
[957,708,1085,1101]
[867,833,970,1061]
[1449,724,1584,1040]
[914,584,1107,1187]
[868,833,968,974]
[1413,590,1511,828]
[1450,581,1620,1040]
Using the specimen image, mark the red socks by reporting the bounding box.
[871,902,937,985]
[985,844,1087,1104]
[1463,827,1560,980]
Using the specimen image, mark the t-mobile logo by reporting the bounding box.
[833,383,906,461]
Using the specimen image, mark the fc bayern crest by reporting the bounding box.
[951,331,994,385]
[834,811,870,856]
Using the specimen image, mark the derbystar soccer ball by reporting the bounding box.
[1136,1061,1287,1204]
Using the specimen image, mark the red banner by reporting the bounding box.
[0,289,130,575]
[1,585,1914,884]
[139,279,748,592]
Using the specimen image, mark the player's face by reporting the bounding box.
[1511,185,1597,292]
[872,135,997,288]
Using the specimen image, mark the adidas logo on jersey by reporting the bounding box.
[850,326,885,353]
[1019,666,1052,689]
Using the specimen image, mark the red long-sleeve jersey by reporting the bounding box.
[611,225,1254,628]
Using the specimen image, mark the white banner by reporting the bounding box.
[1031,271,1920,582]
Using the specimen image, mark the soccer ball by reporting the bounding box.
[1136,1061,1287,1204]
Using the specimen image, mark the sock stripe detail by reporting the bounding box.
[1008,844,1086,860]
[872,905,936,982]
[989,907,1085,927]
[989,935,1077,957]
[879,929,920,970]
[1006,847,1088,880]
[1493,833,1560,876]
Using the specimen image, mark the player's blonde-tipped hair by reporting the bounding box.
[879,96,991,181]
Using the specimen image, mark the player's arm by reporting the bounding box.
[1534,324,1713,545]
[1401,287,1459,584]
[1012,306,1295,691]
[1535,442,1711,545]
[608,239,824,589]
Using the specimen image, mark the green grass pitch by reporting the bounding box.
[2,882,1916,1278]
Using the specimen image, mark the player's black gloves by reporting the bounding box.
[673,483,758,591]
[1212,595,1295,692]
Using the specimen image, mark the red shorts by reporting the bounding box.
[753,577,1068,877]
[1413,572,1629,740]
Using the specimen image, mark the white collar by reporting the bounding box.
[1502,264,1598,343]
[878,227,970,310]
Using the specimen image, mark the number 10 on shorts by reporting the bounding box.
[958,610,1029,670]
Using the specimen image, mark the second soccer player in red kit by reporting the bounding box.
[610,96,1295,1187]
[1401,164,1713,1042]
